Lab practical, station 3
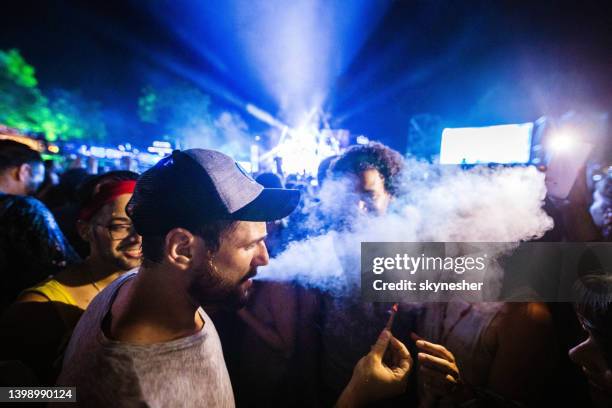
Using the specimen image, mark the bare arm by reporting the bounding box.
[412,303,556,406]
[486,302,557,403]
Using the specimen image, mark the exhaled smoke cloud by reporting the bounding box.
[257,159,554,295]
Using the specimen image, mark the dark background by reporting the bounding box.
[2,0,610,151]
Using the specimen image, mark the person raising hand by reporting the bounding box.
[337,328,413,407]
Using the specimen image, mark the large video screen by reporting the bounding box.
[439,123,534,164]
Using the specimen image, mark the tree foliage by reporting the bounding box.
[138,82,215,132]
[138,82,253,159]
[0,49,107,142]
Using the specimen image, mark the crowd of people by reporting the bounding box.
[1,137,611,407]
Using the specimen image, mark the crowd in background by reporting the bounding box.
[1,138,612,407]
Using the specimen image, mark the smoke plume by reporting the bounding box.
[257,160,554,297]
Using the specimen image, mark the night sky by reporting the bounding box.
[2,0,611,151]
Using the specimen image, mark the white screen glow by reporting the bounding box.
[439,123,533,164]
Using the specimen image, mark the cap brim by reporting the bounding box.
[231,188,300,221]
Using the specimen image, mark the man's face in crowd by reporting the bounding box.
[569,316,612,400]
[354,168,392,216]
[189,221,268,309]
[329,168,392,230]
[87,194,143,270]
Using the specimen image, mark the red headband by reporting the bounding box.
[79,180,137,221]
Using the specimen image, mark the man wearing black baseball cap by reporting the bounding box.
[56,149,412,407]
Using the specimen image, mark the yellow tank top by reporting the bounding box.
[21,279,83,377]
[21,279,83,331]
[23,278,78,307]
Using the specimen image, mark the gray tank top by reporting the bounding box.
[55,271,235,408]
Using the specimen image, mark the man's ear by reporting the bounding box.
[17,163,31,182]
[165,228,196,270]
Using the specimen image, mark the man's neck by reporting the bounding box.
[108,264,203,345]
[0,174,25,196]
[85,257,128,290]
[0,184,22,196]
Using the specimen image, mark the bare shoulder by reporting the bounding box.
[500,302,553,326]
[484,302,553,350]
[15,291,50,303]
[490,302,553,335]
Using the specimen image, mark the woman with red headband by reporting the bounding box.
[0,171,141,385]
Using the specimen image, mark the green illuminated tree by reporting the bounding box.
[137,81,253,159]
[138,85,158,124]
[0,49,51,134]
[48,89,107,143]
[138,83,215,130]
[138,82,217,144]
[1,49,37,88]
[0,49,107,142]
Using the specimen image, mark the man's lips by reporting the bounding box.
[122,248,142,258]
[241,269,257,284]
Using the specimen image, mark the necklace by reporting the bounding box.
[88,266,102,293]
[91,280,101,293]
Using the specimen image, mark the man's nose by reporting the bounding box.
[124,226,141,243]
[253,240,270,267]
[128,232,142,244]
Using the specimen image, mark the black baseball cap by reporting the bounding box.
[127,149,300,235]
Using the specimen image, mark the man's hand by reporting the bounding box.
[412,333,469,400]
[337,329,412,407]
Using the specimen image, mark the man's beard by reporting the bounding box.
[112,254,140,271]
[96,237,141,272]
[25,178,41,196]
[188,262,256,310]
